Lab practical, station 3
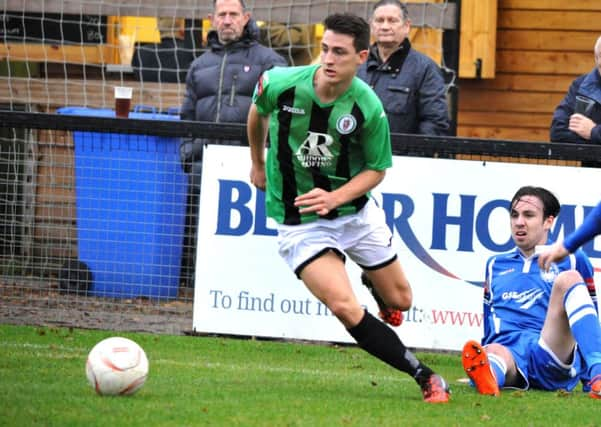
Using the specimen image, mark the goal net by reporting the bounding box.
[1,1,456,113]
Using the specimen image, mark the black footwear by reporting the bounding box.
[360,272,403,326]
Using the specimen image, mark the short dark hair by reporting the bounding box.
[372,0,409,21]
[323,13,370,52]
[511,186,561,219]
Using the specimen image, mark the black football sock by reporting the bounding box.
[347,309,434,384]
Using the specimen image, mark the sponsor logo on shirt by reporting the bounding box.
[296,131,333,168]
[502,288,545,310]
[282,105,306,115]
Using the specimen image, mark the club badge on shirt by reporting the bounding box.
[540,263,560,284]
[336,114,357,135]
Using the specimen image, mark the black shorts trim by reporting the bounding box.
[294,248,346,278]
[356,254,398,271]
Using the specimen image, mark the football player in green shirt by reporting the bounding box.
[247,12,450,403]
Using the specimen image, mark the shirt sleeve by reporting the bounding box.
[362,108,393,171]
[252,71,275,116]
[564,202,601,253]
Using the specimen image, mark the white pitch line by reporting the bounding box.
[1,341,413,383]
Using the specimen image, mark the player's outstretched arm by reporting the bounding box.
[539,202,601,271]
[537,241,569,271]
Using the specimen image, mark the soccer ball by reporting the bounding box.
[85,336,149,396]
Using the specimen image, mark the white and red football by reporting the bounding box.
[85,336,149,396]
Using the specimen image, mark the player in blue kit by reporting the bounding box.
[462,186,601,399]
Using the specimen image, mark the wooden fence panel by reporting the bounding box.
[457,3,601,142]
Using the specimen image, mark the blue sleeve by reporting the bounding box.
[564,202,601,252]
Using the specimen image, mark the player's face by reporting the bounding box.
[320,30,368,85]
[510,195,554,256]
[370,4,410,47]
[211,0,250,45]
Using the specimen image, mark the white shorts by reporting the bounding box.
[276,198,398,277]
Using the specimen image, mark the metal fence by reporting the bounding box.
[1,110,600,335]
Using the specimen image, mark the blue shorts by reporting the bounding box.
[504,333,583,391]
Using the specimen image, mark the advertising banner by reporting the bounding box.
[192,145,601,351]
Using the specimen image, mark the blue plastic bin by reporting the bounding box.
[58,107,187,299]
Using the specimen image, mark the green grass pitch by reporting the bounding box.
[0,324,598,426]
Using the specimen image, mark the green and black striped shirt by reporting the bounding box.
[253,65,392,225]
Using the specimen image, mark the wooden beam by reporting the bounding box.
[499,10,601,31]
[496,50,593,75]
[459,73,575,93]
[458,89,563,114]
[0,78,184,111]
[457,125,551,142]
[499,0,601,11]
[3,1,457,29]
[0,43,115,64]
[458,111,552,129]
[459,0,497,78]
[497,30,598,52]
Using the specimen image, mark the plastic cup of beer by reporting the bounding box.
[114,86,133,118]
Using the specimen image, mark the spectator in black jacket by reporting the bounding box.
[550,35,601,146]
[179,0,287,286]
[357,0,449,136]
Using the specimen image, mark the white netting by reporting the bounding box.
[1,0,454,113]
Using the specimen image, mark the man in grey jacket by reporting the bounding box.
[179,0,287,286]
[357,0,449,136]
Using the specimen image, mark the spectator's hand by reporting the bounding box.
[295,188,338,216]
[537,241,569,271]
[569,113,596,140]
[250,164,267,191]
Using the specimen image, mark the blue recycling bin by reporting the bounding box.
[58,107,187,299]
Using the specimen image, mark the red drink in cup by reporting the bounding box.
[114,86,133,118]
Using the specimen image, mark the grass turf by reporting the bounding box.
[0,324,598,426]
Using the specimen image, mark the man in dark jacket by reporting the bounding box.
[180,0,287,141]
[550,35,601,146]
[179,0,287,286]
[357,0,449,136]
